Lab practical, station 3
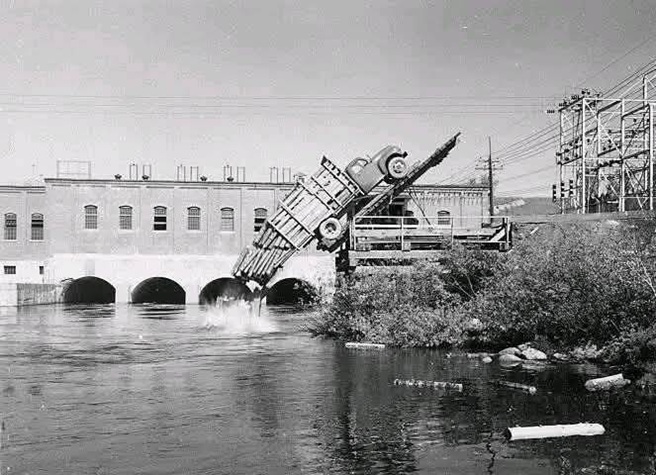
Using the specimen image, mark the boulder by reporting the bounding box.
[481,356,493,364]
[551,352,570,362]
[499,347,521,356]
[499,353,523,365]
[521,347,548,361]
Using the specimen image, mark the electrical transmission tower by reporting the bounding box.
[555,68,656,214]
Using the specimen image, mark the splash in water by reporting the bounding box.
[203,299,278,334]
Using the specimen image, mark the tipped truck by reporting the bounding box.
[231,133,461,287]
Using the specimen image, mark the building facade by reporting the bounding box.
[0,177,488,304]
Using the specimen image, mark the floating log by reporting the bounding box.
[393,378,463,391]
[584,373,631,392]
[495,381,537,394]
[505,423,605,441]
[345,342,386,350]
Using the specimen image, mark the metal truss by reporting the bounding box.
[556,69,656,213]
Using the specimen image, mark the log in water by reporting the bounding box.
[505,423,605,441]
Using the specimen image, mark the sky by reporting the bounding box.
[1,0,655,196]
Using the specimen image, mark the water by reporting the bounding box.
[2,304,656,474]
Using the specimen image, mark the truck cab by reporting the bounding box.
[344,145,409,193]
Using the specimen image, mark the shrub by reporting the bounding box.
[464,223,656,349]
[308,261,466,347]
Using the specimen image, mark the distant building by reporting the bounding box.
[0,177,488,304]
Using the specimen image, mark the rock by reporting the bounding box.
[499,353,523,365]
[521,347,547,361]
[499,347,521,356]
[551,352,570,362]
[481,356,493,364]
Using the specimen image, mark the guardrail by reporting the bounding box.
[349,215,511,251]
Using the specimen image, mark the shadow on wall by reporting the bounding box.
[63,277,116,304]
[266,278,318,306]
[199,277,253,305]
[132,277,186,305]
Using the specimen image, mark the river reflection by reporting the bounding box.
[1,303,656,474]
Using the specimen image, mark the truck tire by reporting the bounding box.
[319,217,343,240]
[387,156,408,179]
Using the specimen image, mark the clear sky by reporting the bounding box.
[1,0,655,196]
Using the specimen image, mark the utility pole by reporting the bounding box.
[476,137,501,223]
[488,136,494,218]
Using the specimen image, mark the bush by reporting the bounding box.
[464,223,656,350]
[311,220,656,361]
[308,261,466,347]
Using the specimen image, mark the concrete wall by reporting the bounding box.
[0,259,47,284]
[17,283,61,306]
[0,283,61,306]
[48,250,334,304]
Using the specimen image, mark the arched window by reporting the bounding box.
[253,207,267,233]
[119,206,132,230]
[153,206,167,231]
[220,207,234,232]
[188,206,201,231]
[31,213,44,240]
[437,210,451,226]
[84,205,98,230]
[4,213,16,240]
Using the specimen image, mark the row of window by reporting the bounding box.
[3,207,270,239]
[4,213,44,241]
[2,265,44,275]
[83,205,269,232]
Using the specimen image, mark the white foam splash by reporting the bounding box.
[203,299,278,335]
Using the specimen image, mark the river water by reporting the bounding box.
[1,303,655,474]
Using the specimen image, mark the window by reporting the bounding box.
[153,206,167,231]
[254,208,268,233]
[437,210,451,226]
[4,265,16,275]
[84,205,98,230]
[220,207,234,232]
[119,206,132,230]
[187,206,201,231]
[31,213,44,240]
[39,265,44,275]
[4,213,16,240]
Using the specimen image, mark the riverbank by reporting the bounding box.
[309,219,656,370]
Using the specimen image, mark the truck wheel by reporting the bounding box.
[319,217,343,240]
[387,156,408,179]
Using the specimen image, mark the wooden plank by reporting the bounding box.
[309,175,340,209]
[321,157,361,194]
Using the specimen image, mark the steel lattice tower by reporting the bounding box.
[557,69,656,213]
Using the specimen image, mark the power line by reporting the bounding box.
[571,33,656,89]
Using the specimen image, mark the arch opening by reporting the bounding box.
[132,277,185,304]
[63,277,116,304]
[266,278,318,306]
[199,278,253,305]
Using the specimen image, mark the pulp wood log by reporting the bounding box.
[495,381,537,394]
[345,342,385,349]
[584,374,630,392]
[505,423,605,441]
[393,378,463,391]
